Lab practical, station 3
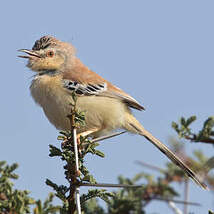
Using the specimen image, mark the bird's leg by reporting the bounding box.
[76,128,100,154]
[77,128,99,145]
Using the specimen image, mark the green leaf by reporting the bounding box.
[80,189,114,205]
[171,121,178,130]
[59,131,71,137]
[204,117,214,128]
[80,166,89,176]
[57,135,66,140]
[186,115,197,126]
[94,150,105,158]
[82,175,97,183]
[49,145,62,157]
[71,91,77,103]
[180,117,186,126]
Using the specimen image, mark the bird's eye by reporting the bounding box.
[46,50,54,57]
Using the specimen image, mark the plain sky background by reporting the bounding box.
[0,1,213,213]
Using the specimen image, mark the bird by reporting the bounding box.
[18,35,207,190]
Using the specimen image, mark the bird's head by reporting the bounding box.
[18,36,76,72]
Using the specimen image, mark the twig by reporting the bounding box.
[78,182,142,188]
[135,160,165,172]
[154,197,200,206]
[67,100,81,214]
[183,179,189,214]
[184,136,214,145]
[168,201,183,214]
[73,127,81,214]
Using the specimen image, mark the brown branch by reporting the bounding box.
[153,196,200,206]
[184,135,214,145]
[78,182,142,188]
[66,103,78,214]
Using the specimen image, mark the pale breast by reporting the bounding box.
[30,74,72,131]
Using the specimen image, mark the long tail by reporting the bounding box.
[125,113,208,190]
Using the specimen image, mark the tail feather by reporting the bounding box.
[125,114,208,190]
[140,128,207,190]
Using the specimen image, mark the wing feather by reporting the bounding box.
[63,79,144,110]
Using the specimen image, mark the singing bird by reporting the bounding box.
[18,36,207,189]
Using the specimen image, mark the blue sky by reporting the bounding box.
[0,1,213,213]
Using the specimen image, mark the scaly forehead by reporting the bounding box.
[32,36,58,50]
[32,36,76,54]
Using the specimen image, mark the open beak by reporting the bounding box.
[18,49,41,59]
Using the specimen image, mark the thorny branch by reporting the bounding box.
[172,116,214,145]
